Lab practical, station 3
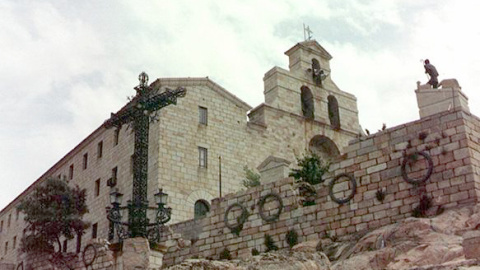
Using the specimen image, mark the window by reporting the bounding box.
[69,164,74,180]
[112,167,118,181]
[194,200,210,220]
[327,95,341,130]
[114,128,120,146]
[5,241,8,255]
[13,236,16,249]
[76,233,82,253]
[199,107,208,125]
[97,141,103,158]
[63,239,68,253]
[92,223,98,239]
[1,220,3,232]
[95,179,100,197]
[108,166,118,187]
[300,86,314,119]
[83,153,88,170]
[198,147,208,168]
[7,214,11,228]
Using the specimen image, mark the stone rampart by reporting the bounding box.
[162,108,480,267]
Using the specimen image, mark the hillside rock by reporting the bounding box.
[166,250,331,270]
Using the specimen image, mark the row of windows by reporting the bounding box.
[0,106,211,250]
[0,209,21,233]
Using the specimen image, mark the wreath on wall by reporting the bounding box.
[224,203,249,236]
[328,173,357,205]
[258,193,284,222]
[401,151,434,185]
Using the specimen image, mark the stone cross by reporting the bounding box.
[104,72,186,238]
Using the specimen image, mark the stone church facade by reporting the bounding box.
[0,40,361,264]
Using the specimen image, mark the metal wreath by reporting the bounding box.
[82,244,97,268]
[401,151,434,185]
[258,193,284,222]
[224,203,249,231]
[329,173,357,205]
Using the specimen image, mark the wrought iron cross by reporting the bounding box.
[104,72,186,238]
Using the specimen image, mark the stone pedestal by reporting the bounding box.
[415,79,469,118]
[121,237,163,270]
[257,156,291,183]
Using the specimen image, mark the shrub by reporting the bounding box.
[285,229,299,248]
[289,152,330,185]
[219,248,232,260]
[264,234,279,252]
[242,166,261,188]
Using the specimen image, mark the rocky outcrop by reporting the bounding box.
[330,205,480,270]
[167,250,331,270]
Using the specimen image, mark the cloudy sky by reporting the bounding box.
[1,0,479,210]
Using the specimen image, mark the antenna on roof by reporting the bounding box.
[303,23,313,41]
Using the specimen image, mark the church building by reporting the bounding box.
[0,40,360,263]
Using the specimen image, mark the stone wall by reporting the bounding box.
[162,107,480,267]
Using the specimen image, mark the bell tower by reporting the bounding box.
[262,40,360,137]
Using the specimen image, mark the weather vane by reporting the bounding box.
[303,23,313,41]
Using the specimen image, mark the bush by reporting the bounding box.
[285,229,299,248]
[242,166,261,188]
[219,248,232,260]
[289,152,330,185]
[264,234,279,252]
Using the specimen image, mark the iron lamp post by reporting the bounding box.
[107,188,172,243]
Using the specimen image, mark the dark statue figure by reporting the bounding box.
[424,59,439,88]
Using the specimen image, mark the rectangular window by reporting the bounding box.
[69,164,74,180]
[114,128,120,146]
[13,236,16,249]
[97,141,103,158]
[63,239,68,253]
[92,223,98,239]
[7,214,11,228]
[1,220,3,232]
[5,242,8,255]
[198,147,208,168]
[199,106,208,125]
[83,153,88,170]
[112,167,118,181]
[95,179,100,197]
[76,233,82,253]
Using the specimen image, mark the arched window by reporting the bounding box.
[328,95,340,130]
[301,86,314,119]
[194,200,210,220]
[309,135,340,160]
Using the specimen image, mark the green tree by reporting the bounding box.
[17,177,89,253]
[289,152,330,185]
[242,165,261,188]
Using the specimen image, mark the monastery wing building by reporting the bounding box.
[0,40,361,263]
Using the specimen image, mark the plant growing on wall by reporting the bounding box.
[242,165,261,188]
[285,229,299,248]
[17,177,89,254]
[264,234,279,252]
[289,152,330,185]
